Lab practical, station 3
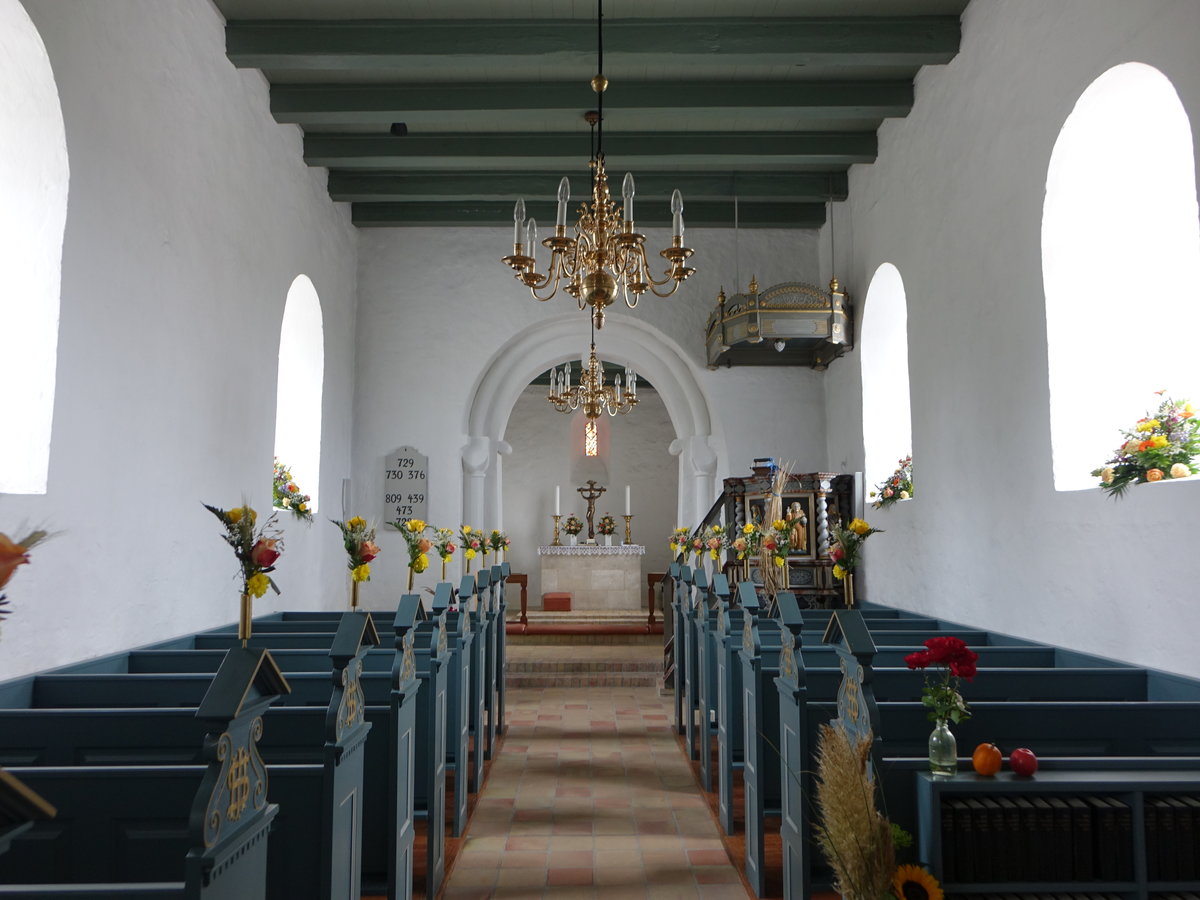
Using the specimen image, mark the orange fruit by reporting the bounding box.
[972,742,1002,776]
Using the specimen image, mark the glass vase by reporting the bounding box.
[928,717,957,776]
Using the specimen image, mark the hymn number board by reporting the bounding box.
[383,446,428,529]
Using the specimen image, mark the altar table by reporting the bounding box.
[537,544,645,610]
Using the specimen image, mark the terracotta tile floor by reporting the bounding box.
[441,686,750,899]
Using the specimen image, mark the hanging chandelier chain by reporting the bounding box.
[500,0,695,327]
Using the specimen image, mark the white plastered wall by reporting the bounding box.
[0,0,358,678]
[823,0,1200,678]
[353,225,830,608]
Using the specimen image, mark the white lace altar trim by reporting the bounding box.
[538,544,646,556]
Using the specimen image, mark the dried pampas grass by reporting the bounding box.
[814,724,895,900]
[760,461,792,598]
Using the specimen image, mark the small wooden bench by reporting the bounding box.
[542,592,572,612]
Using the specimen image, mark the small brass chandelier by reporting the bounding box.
[548,323,638,419]
[501,0,696,330]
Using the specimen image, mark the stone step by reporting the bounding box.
[504,632,661,646]
[506,672,662,689]
[507,659,660,674]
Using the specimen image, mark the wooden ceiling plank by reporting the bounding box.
[227,17,961,69]
[304,131,877,167]
[351,200,826,228]
[327,170,849,202]
[270,80,913,124]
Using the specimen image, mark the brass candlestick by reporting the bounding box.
[552,514,562,546]
[239,592,252,647]
[623,515,633,545]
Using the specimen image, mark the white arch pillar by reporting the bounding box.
[461,314,723,529]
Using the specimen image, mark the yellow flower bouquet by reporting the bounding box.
[331,516,379,607]
[204,502,283,642]
[389,517,432,590]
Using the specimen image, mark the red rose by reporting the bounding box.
[830,546,844,562]
[359,540,380,563]
[905,650,932,670]
[924,636,970,665]
[446,543,457,554]
[950,658,978,681]
[250,538,280,568]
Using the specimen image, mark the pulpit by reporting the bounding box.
[537,544,645,610]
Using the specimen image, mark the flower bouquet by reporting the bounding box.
[702,524,726,561]
[390,518,432,590]
[668,527,691,558]
[829,517,882,607]
[272,458,313,522]
[597,514,616,545]
[871,455,913,509]
[905,636,978,777]
[433,528,457,579]
[487,528,510,562]
[0,527,50,623]
[459,525,482,573]
[331,516,379,608]
[762,519,792,568]
[1091,393,1200,497]
[204,502,282,643]
[563,515,583,544]
[729,522,762,561]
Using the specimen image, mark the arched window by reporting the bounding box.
[274,275,324,512]
[860,263,913,497]
[0,0,69,494]
[1044,63,1200,491]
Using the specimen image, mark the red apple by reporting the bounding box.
[1008,747,1038,777]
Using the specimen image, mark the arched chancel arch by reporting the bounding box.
[462,314,722,529]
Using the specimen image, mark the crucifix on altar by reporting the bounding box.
[576,480,606,540]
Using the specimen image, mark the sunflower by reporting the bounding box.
[892,864,943,900]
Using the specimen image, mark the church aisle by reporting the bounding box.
[441,686,749,899]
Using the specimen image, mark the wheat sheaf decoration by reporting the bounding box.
[814,723,895,900]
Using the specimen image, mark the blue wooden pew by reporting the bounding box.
[696,573,725,791]
[776,607,1200,896]
[0,608,421,900]
[496,562,510,736]
[0,647,286,899]
[432,582,473,837]
[411,600,449,898]
[458,575,486,794]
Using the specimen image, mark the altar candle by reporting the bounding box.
[625,485,631,515]
[555,485,561,516]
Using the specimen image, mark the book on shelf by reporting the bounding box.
[1066,795,1095,881]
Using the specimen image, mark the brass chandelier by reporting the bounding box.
[501,0,696,330]
[548,328,638,420]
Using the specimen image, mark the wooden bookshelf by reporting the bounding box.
[915,769,1200,900]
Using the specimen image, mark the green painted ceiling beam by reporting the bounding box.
[327,171,849,203]
[305,132,876,168]
[227,17,961,69]
[271,80,912,125]
[351,200,826,229]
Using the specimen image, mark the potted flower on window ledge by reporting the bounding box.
[1091,392,1200,497]
[871,455,913,509]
